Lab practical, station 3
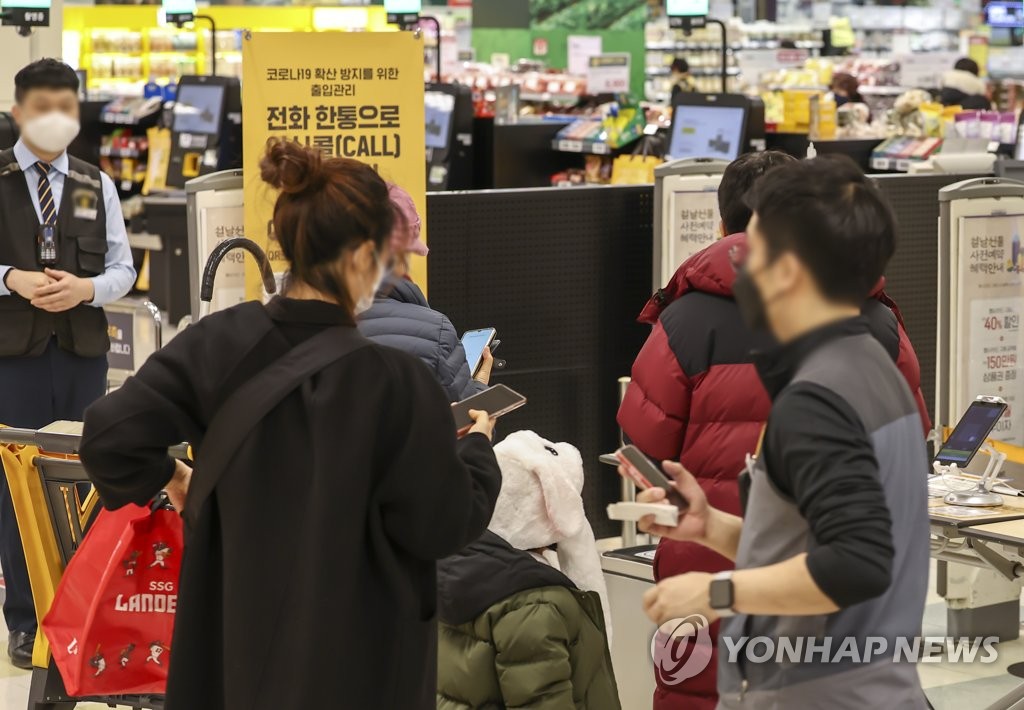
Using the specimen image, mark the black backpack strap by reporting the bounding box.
[183,324,372,529]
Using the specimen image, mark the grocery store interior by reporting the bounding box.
[0,0,1023,707]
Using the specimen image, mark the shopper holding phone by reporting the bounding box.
[632,157,929,710]
[358,183,492,401]
[79,140,502,710]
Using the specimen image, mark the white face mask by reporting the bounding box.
[353,258,386,316]
[21,111,80,155]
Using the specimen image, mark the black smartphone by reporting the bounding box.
[935,396,1008,467]
[615,445,688,510]
[451,384,526,432]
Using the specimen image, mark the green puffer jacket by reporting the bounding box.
[437,531,621,710]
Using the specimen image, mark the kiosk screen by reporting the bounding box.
[425,91,455,151]
[668,104,745,161]
[173,83,225,135]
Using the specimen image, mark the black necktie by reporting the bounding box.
[36,161,57,226]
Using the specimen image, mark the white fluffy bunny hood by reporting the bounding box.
[489,430,612,638]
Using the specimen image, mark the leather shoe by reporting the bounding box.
[8,631,34,670]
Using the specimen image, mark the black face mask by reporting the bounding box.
[733,267,770,332]
[834,95,850,107]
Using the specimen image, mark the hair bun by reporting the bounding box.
[259,138,324,195]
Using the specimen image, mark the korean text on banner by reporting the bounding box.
[242,31,427,298]
[955,214,1024,445]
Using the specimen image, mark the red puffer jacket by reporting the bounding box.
[616,233,931,710]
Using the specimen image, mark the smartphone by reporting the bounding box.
[461,328,497,376]
[451,384,526,432]
[934,396,1008,467]
[615,445,688,509]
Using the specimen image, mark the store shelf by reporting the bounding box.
[646,40,823,51]
[646,67,740,77]
[551,138,612,155]
[520,92,582,103]
[870,156,916,172]
[859,86,910,95]
[100,146,144,158]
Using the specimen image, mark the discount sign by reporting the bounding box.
[959,214,1024,445]
[587,54,631,95]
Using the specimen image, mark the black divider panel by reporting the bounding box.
[872,174,984,421]
[425,175,972,536]
[426,186,654,538]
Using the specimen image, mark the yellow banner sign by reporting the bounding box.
[242,30,427,298]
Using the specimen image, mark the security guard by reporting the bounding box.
[0,59,135,669]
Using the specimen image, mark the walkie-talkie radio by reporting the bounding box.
[37,224,58,266]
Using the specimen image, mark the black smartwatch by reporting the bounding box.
[709,571,736,618]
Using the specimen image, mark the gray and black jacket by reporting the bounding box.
[718,317,930,709]
[358,274,484,403]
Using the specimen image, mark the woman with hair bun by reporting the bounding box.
[79,139,503,710]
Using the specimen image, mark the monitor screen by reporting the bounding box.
[173,83,225,135]
[669,104,745,161]
[424,90,454,151]
[985,0,1023,27]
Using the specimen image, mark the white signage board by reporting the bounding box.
[954,213,1024,444]
[198,202,248,314]
[659,173,722,284]
[587,53,631,94]
[736,48,809,84]
[568,35,602,77]
[896,51,960,89]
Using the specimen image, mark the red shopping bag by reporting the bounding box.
[42,503,183,696]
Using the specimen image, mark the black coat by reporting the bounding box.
[80,297,502,710]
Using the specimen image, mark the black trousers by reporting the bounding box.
[0,338,107,634]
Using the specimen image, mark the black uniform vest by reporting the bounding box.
[0,149,110,358]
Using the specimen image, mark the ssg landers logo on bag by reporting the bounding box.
[42,505,183,696]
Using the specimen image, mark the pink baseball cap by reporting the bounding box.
[388,183,428,257]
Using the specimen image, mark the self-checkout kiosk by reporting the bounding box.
[425,83,474,191]
[167,75,242,189]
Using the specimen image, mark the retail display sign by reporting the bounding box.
[736,48,807,83]
[668,189,720,266]
[895,52,960,90]
[666,0,709,17]
[384,0,421,13]
[955,214,1024,445]
[161,0,196,24]
[242,31,427,296]
[0,0,50,27]
[106,310,135,373]
[568,35,603,77]
[199,205,247,312]
[587,54,631,94]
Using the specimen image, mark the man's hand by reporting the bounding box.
[643,572,718,626]
[165,459,193,513]
[30,268,95,312]
[634,462,711,542]
[474,347,494,385]
[5,269,54,300]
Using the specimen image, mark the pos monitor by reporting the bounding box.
[425,83,474,191]
[667,93,765,161]
[167,75,242,189]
